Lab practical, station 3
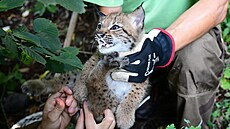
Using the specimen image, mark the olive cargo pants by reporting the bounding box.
[133,26,228,129]
[168,26,226,128]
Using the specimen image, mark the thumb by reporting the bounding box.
[98,109,116,129]
[48,98,65,121]
[111,69,138,82]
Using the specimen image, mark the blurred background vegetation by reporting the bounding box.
[0,0,229,129]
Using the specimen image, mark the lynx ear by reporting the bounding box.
[128,6,145,30]
[95,7,106,17]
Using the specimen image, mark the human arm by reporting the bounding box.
[166,0,229,51]
[96,0,228,83]
[98,0,228,51]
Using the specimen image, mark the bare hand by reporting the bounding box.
[38,87,79,129]
[75,101,116,129]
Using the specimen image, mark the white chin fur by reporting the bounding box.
[99,43,131,54]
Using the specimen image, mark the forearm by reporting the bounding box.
[166,0,229,51]
[100,6,122,15]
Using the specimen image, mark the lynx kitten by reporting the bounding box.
[21,7,151,129]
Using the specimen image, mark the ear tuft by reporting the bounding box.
[128,6,145,30]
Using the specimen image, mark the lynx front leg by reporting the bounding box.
[115,83,149,129]
[73,79,88,105]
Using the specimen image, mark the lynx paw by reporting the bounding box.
[104,52,129,68]
[116,107,135,129]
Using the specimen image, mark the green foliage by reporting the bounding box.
[0,0,24,12]
[0,0,85,14]
[0,0,86,72]
[34,1,57,16]
[34,0,85,16]
[0,18,83,73]
[0,65,25,91]
[221,3,230,51]
[55,0,85,13]
[221,67,230,90]
[209,96,230,128]
[211,2,230,128]
[166,124,176,129]
[166,119,201,129]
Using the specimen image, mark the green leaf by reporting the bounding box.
[17,25,29,32]
[223,28,230,37]
[33,18,62,52]
[21,51,33,65]
[37,33,62,52]
[21,46,47,65]
[47,4,56,13]
[3,35,18,58]
[33,18,59,37]
[55,0,85,13]
[50,52,83,70]
[38,0,57,6]
[224,67,230,79]
[221,77,230,90]
[13,31,41,46]
[0,0,25,12]
[34,2,46,16]
[31,46,55,57]
[61,47,79,55]
[166,124,176,129]
[47,4,57,13]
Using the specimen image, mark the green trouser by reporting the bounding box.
[168,26,227,128]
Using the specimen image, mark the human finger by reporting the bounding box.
[68,99,79,116]
[62,86,73,95]
[55,86,73,100]
[46,91,63,104]
[65,94,74,107]
[48,98,65,121]
[98,109,115,129]
[102,109,116,129]
[75,109,84,129]
[83,101,96,128]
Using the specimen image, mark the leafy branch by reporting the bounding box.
[0,0,85,73]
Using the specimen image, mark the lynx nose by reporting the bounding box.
[97,32,106,38]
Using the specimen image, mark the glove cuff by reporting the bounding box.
[154,28,175,68]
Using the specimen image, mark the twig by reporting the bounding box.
[63,12,78,48]
[79,51,93,55]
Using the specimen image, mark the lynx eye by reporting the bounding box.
[97,23,102,30]
[110,25,121,30]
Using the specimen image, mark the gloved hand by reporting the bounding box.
[111,28,175,83]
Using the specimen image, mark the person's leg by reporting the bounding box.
[168,26,226,128]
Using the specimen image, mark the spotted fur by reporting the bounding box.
[21,7,150,129]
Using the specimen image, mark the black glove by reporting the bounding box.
[111,28,175,83]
